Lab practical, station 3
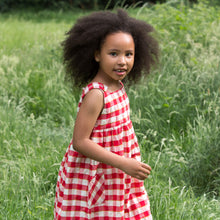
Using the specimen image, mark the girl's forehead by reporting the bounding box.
[102,32,135,49]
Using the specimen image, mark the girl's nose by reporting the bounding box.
[118,56,126,65]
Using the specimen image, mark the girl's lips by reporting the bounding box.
[114,69,127,76]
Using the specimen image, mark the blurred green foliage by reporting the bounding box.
[0,0,202,12]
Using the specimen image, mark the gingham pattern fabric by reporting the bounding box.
[54,82,152,220]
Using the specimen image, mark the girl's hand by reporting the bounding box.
[120,158,151,180]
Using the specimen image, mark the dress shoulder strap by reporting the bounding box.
[81,82,107,99]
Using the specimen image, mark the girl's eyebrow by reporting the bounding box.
[108,49,134,52]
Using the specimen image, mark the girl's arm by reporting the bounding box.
[72,89,151,180]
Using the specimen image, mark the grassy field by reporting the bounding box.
[0,2,220,219]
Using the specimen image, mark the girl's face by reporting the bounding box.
[95,32,135,84]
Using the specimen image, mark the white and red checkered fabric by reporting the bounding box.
[54,82,152,219]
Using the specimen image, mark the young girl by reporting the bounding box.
[54,9,159,220]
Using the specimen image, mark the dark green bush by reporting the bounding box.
[0,0,14,12]
[0,0,199,12]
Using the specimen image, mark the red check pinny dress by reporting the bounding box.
[54,82,152,220]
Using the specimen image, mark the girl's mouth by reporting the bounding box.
[114,69,127,76]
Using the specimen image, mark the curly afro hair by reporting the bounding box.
[62,9,159,87]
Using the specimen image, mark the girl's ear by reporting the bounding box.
[94,50,100,62]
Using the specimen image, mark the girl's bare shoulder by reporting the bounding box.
[81,88,104,114]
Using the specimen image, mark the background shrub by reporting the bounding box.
[0,0,201,12]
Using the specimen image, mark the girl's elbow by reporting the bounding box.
[72,136,79,151]
[72,136,84,152]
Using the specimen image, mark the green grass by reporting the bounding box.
[0,2,220,219]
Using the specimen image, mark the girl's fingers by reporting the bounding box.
[137,172,149,180]
[141,163,151,171]
[123,158,151,180]
[139,163,151,177]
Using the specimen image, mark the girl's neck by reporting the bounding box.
[91,75,122,92]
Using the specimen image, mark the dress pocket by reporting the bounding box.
[130,178,146,197]
[88,173,105,207]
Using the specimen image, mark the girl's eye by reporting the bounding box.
[110,52,117,57]
[126,52,133,57]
